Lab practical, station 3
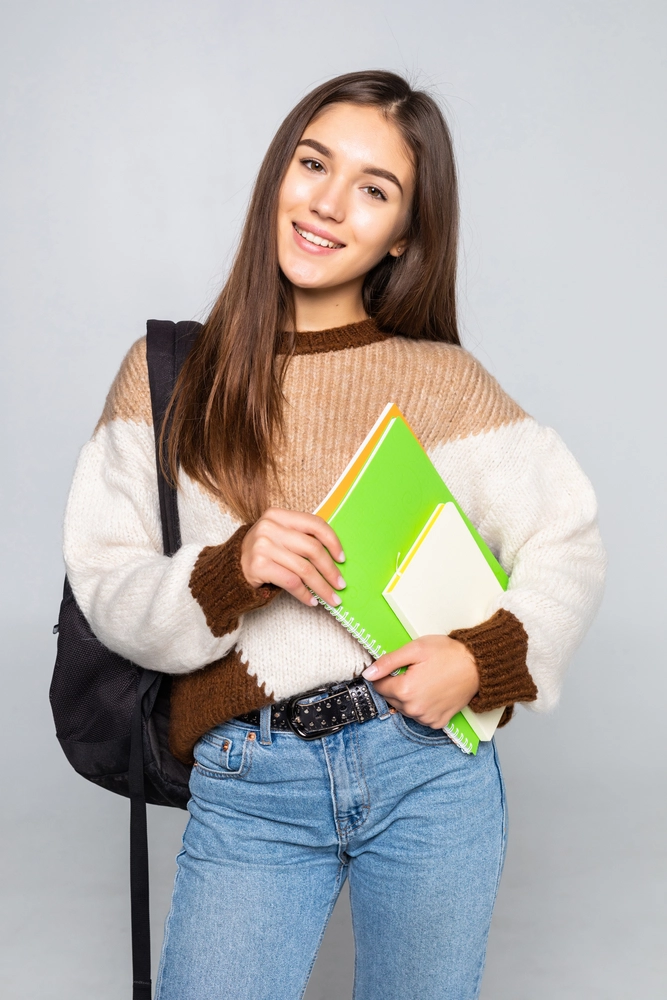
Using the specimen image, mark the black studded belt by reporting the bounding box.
[235,677,379,740]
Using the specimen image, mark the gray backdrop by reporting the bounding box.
[1,2,665,997]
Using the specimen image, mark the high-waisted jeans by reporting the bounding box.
[155,684,507,1000]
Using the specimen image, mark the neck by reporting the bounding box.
[289,277,368,332]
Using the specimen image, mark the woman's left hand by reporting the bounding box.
[362,636,480,729]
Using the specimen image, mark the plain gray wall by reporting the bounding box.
[1,2,665,998]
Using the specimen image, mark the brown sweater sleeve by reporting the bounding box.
[189,524,280,637]
[449,608,537,728]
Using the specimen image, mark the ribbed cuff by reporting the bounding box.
[449,608,537,725]
[189,524,279,638]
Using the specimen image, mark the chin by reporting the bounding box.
[280,258,332,289]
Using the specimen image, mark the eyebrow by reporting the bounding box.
[297,138,404,195]
[363,166,403,195]
[298,138,332,158]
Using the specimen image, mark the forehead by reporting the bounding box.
[302,103,414,180]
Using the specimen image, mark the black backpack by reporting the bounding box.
[49,319,202,1000]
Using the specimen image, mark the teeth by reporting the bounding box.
[294,224,343,249]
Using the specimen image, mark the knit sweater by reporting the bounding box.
[63,319,606,763]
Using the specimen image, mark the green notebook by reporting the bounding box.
[314,403,508,754]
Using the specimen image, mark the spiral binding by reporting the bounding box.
[317,598,386,659]
[444,721,475,754]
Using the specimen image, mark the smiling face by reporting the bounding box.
[276,103,415,300]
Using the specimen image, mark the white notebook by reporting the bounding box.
[383,502,506,742]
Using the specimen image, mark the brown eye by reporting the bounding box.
[363,185,387,201]
[302,158,325,172]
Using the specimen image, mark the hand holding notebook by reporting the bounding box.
[361,632,483,737]
[313,403,509,754]
[240,507,346,610]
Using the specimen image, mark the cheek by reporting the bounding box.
[277,175,312,257]
[349,206,401,263]
[278,167,312,218]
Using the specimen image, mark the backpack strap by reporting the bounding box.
[129,669,160,1000]
[129,319,201,999]
[146,320,202,556]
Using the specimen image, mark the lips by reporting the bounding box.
[292,222,345,250]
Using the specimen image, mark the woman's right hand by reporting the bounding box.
[240,508,346,608]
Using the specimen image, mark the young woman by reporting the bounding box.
[64,71,606,999]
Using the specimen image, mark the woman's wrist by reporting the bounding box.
[190,525,279,638]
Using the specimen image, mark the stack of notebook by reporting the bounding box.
[313,403,508,754]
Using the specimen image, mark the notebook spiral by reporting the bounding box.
[316,597,387,659]
[443,719,475,754]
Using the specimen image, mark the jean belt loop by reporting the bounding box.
[364,678,392,719]
[259,704,273,745]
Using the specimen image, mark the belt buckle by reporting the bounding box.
[285,687,347,741]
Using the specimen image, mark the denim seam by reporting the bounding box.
[321,730,371,847]
[470,943,487,1000]
[321,737,364,851]
[350,875,360,1000]
[347,724,371,829]
[491,739,508,900]
[319,738,347,858]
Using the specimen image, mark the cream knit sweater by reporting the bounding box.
[63,319,606,762]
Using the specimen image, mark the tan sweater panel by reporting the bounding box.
[96,336,152,430]
[95,331,525,521]
[270,336,526,513]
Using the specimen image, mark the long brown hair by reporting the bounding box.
[166,70,460,522]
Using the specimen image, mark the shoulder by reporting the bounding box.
[379,335,511,389]
[95,336,152,431]
[373,336,529,446]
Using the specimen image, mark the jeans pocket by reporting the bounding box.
[192,729,254,779]
[392,712,455,746]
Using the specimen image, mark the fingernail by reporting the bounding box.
[338,551,346,562]
[362,665,379,679]
[331,593,342,606]
[310,596,319,606]
[337,575,346,589]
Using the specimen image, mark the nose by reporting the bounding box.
[309,175,346,224]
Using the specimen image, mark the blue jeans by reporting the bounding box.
[156,685,507,1000]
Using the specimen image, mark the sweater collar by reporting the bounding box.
[277,317,390,356]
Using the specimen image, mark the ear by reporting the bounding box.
[388,240,408,258]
